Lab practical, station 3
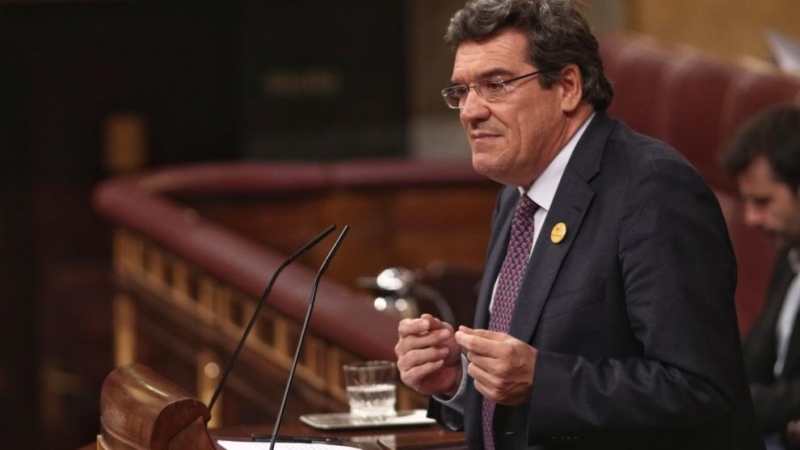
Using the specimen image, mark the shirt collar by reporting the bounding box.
[789,248,800,273]
[520,112,595,210]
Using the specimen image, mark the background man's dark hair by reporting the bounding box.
[721,104,800,192]
[445,0,613,111]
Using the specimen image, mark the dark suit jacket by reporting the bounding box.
[431,112,762,449]
[744,247,800,436]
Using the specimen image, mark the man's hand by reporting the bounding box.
[455,326,537,406]
[395,314,461,397]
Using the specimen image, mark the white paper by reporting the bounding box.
[217,440,360,450]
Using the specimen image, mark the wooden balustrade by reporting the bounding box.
[93,160,498,427]
[112,228,367,427]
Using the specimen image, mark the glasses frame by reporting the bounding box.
[441,70,545,109]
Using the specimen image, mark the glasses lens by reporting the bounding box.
[479,80,507,102]
[441,86,465,109]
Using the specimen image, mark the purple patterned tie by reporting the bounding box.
[482,194,538,450]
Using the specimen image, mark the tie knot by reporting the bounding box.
[518,195,538,215]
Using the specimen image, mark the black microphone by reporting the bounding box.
[207,224,337,412]
[268,225,350,450]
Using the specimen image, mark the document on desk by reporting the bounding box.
[217,441,360,450]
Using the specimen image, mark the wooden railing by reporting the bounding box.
[93,159,498,428]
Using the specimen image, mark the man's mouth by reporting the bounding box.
[470,131,500,142]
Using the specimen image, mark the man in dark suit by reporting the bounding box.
[394,0,762,449]
[721,104,800,450]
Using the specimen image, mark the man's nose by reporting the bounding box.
[743,205,764,229]
[459,90,490,123]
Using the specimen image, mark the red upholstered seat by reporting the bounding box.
[721,69,800,142]
[604,38,692,141]
[598,32,642,86]
[659,54,746,183]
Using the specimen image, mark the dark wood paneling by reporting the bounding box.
[0,7,37,449]
[0,1,240,448]
[240,0,407,161]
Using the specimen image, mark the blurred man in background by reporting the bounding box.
[722,104,800,450]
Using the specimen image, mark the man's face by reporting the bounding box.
[452,28,569,188]
[738,155,800,246]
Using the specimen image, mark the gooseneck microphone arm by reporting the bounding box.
[207,224,337,412]
[269,225,350,450]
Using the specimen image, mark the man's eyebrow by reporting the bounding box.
[479,68,515,79]
[450,68,515,85]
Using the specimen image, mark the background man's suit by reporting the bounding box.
[432,112,763,449]
[744,248,800,435]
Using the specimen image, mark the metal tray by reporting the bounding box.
[299,409,435,430]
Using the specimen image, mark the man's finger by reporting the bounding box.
[396,331,452,358]
[458,325,506,340]
[470,367,501,400]
[397,318,431,337]
[398,315,450,338]
[397,346,450,372]
[463,351,496,373]
[420,313,437,324]
[455,328,507,356]
[400,359,445,386]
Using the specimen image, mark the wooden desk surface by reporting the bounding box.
[80,419,466,450]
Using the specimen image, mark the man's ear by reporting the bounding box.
[558,64,583,113]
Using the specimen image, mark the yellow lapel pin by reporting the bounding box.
[551,222,567,244]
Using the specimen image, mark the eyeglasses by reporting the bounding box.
[441,70,545,109]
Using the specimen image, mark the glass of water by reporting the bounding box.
[343,360,397,422]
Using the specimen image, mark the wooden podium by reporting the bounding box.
[92,363,466,450]
[97,363,215,450]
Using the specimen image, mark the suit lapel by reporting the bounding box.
[777,260,800,376]
[508,170,594,342]
[782,315,800,376]
[466,188,517,446]
[743,252,792,380]
[474,188,518,329]
[507,113,614,343]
